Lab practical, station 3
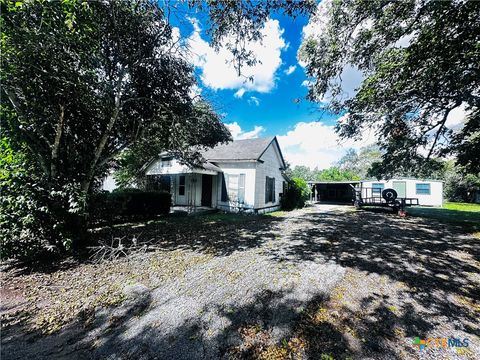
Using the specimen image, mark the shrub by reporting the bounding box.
[90,190,171,224]
[0,138,83,259]
[444,171,480,203]
[281,177,311,210]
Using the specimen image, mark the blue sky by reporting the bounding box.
[169,4,373,169]
[166,2,468,169]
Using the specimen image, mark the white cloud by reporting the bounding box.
[299,0,364,101]
[234,88,246,98]
[301,80,312,87]
[248,96,260,106]
[187,18,286,93]
[284,65,296,75]
[332,64,364,100]
[446,103,469,129]
[225,122,265,140]
[188,84,202,100]
[301,0,332,43]
[277,118,377,169]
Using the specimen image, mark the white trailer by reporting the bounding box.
[360,178,443,207]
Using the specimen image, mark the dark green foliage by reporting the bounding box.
[315,167,360,181]
[336,146,383,179]
[366,157,447,180]
[285,165,316,181]
[443,162,480,203]
[286,165,360,182]
[0,0,230,255]
[281,178,311,210]
[90,190,171,225]
[113,101,231,188]
[0,138,79,259]
[300,0,480,175]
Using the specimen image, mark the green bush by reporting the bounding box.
[444,171,480,203]
[0,138,83,259]
[90,190,171,224]
[281,177,311,210]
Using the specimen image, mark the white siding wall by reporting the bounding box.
[361,179,443,206]
[216,162,256,212]
[101,174,118,192]
[145,158,190,175]
[254,142,284,212]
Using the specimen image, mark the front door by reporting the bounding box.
[392,181,406,198]
[201,174,213,207]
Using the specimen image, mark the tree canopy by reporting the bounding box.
[2,0,232,193]
[299,0,480,176]
[0,0,314,257]
[335,145,383,179]
[286,164,360,182]
[0,0,234,252]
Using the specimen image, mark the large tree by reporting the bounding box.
[1,0,232,250]
[1,0,314,255]
[336,145,383,179]
[299,0,480,176]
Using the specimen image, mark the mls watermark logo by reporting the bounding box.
[412,337,470,351]
[413,337,427,350]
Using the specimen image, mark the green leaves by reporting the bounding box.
[299,0,480,175]
[0,0,231,256]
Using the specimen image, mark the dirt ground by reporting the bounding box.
[1,204,479,359]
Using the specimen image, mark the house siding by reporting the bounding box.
[254,142,284,212]
[140,138,287,213]
[215,162,256,212]
[361,179,443,206]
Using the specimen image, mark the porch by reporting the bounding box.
[145,159,221,210]
[171,205,218,215]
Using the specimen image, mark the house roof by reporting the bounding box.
[200,162,223,173]
[202,137,286,168]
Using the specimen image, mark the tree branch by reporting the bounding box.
[81,67,126,193]
[426,107,454,160]
[50,104,65,179]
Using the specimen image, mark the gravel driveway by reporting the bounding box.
[2,204,479,359]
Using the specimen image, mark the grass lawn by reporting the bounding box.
[443,201,480,212]
[408,202,480,231]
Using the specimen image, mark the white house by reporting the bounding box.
[143,137,288,213]
[360,178,443,206]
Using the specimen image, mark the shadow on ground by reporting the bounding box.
[2,207,479,359]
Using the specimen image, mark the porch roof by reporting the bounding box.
[146,160,221,176]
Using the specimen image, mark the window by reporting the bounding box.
[372,183,384,196]
[265,177,275,203]
[161,156,173,167]
[228,174,239,200]
[221,173,245,203]
[146,175,171,192]
[238,174,245,203]
[178,175,185,196]
[416,183,430,195]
